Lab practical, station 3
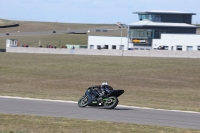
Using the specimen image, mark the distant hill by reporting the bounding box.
[0,19,19,28]
[0,19,126,49]
[0,19,126,35]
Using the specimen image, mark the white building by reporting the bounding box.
[152,34,200,51]
[6,39,18,47]
[88,36,128,50]
[88,10,200,51]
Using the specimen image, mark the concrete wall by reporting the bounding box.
[6,47,200,58]
[152,34,200,51]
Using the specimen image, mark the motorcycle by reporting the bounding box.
[78,85,124,109]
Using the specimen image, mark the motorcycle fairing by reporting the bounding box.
[108,90,124,97]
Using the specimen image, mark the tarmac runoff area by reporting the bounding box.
[0,96,200,130]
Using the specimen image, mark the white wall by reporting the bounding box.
[152,34,200,51]
[7,47,200,58]
[88,34,200,51]
[88,36,128,50]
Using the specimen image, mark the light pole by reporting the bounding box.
[38,39,41,47]
[121,30,124,56]
[58,41,61,48]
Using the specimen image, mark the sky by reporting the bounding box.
[0,0,200,24]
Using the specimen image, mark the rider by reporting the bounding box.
[98,82,112,98]
[92,82,112,99]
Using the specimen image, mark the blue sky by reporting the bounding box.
[0,0,199,24]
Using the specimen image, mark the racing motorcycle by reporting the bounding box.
[78,85,124,109]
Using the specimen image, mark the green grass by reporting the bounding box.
[0,114,199,133]
[0,34,88,48]
[0,53,200,112]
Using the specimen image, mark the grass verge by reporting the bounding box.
[0,114,199,133]
[0,34,88,48]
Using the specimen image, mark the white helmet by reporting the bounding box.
[101,82,108,86]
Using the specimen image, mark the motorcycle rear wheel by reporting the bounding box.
[103,96,118,109]
[78,95,88,107]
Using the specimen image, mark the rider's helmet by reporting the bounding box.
[101,82,108,86]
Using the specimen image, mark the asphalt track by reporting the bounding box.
[0,96,200,130]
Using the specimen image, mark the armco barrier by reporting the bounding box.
[6,47,200,58]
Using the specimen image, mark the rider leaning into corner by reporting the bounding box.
[93,82,113,99]
[78,81,124,109]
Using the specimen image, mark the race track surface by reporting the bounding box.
[0,97,200,130]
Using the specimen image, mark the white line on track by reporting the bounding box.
[0,96,200,114]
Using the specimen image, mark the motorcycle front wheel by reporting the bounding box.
[78,95,88,107]
[103,96,118,109]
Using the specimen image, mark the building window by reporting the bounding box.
[139,15,145,21]
[137,31,140,37]
[155,15,161,22]
[104,45,109,49]
[176,45,182,51]
[112,45,116,49]
[120,45,124,50]
[154,30,161,38]
[147,31,152,37]
[139,14,162,22]
[97,45,101,50]
[139,14,150,21]
[129,29,153,38]
[187,46,193,51]
[139,31,144,37]
[90,45,94,49]
[130,29,172,39]
[164,46,169,50]
[153,29,171,39]
[198,46,200,51]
